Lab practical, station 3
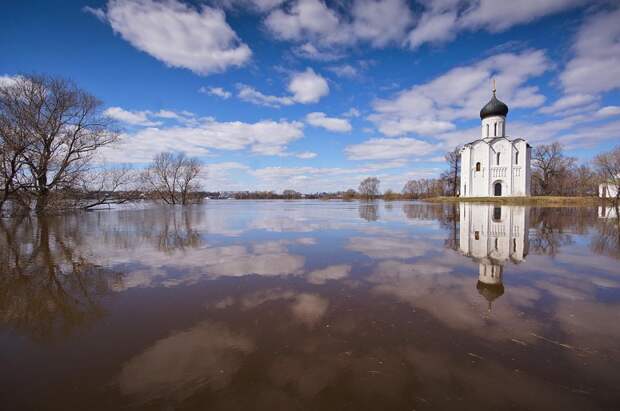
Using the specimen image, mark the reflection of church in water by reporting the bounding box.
[459,204,529,310]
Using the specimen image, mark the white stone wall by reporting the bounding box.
[460,138,530,197]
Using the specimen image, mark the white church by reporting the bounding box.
[459,203,529,310]
[460,84,532,197]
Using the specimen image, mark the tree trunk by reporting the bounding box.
[35,190,49,214]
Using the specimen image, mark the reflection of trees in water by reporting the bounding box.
[358,202,379,221]
[528,208,593,256]
[154,208,202,253]
[87,207,204,253]
[401,203,459,250]
[0,216,122,341]
[402,203,620,259]
[591,208,620,259]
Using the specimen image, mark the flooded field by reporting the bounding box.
[1,201,619,410]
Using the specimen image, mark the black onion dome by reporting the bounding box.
[476,280,505,311]
[480,91,509,119]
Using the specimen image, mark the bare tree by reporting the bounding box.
[142,152,203,205]
[343,189,357,201]
[532,142,576,195]
[282,189,302,199]
[0,75,119,213]
[442,146,461,197]
[79,165,140,210]
[594,146,620,203]
[383,188,399,201]
[178,156,201,205]
[402,178,447,199]
[573,164,597,197]
[0,110,30,213]
[358,177,380,200]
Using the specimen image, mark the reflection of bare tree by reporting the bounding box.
[528,208,593,256]
[0,216,122,341]
[155,208,201,253]
[401,203,459,250]
[91,207,204,253]
[358,202,379,221]
[591,207,620,259]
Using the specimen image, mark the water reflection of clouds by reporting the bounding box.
[213,288,330,328]
[118,321,254,403]
[368,254,544,342]
[111,241,307,290]
[347,237,436,260]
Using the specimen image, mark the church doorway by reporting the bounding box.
[494,182,502,196]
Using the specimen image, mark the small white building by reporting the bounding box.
[598,182,618,199]
[459,203,529,310]
[460,85,531,197]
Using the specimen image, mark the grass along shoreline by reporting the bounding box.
[423,196,612,206]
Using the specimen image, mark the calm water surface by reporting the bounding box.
[1,201,619,410]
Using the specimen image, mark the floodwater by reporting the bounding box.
[1,201,619,411]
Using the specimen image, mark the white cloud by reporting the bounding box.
[97,0,251,75]
[104,107,161,126]
[408,10,458,49]
[369,50,549,137]
[595,106,620,119]
[101,117,304,163]
[237,84,294,107]
[82,6,107,22]
[295,151,318,159]
[221,0,286,12]
[407,0,584,49]
[287,68,329,103]
[200,86,232,99]
[560,7,620,95]
[328,64,358,78]
[305,112,352,132]
[539,94,597,115]
[153,109,191,120]
[103,107,197,127]
[264,0,413,50]
[237,68,329,107]
[350,0,414,47]
[264,0,347,44]
[345,137,437,161]
[459,0,584,32]
[293,42,344,60]
[343,108,361,118]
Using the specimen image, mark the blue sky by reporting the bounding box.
[2,0,619,192]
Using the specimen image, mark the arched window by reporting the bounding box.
[494,238,499,250]
[475,162,481,172]
[486,124,489,137]
[496,152,501,165]
[475,231,480,240]
[493,206,501,221]
[515,151,519,165]
[513,238,517,253]
[494,122,497,136]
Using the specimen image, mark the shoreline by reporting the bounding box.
[423,196,613,206]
